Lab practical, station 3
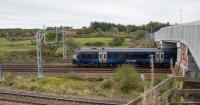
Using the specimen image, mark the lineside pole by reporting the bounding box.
[36,30,44,78]
[56,27,58,42]
[0,64,2,81]
[150,55,155,104]
[62,27,67,59]
[150,55,154,88]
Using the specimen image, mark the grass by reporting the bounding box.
[0,73,143,99]
[0,37,130,58]
[71,37,113,47]
[56,37,129,56]
[0,38,35,57]
[0,38,32,46]
[0,70,167,100]
[72,38,113,44]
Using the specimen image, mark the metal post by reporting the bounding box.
[43,25,46,43]
[56,27,58,42]
[0,64,3,81]
[36,30,44,78]
[150,55,154,87]
[170,58,174,76]
[141,73,146,105]
[150,55,155,105]
[179,9,183,24]
[6,32,8,39]
[62,27,67,59]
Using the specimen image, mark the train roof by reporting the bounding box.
[76,48,164,52]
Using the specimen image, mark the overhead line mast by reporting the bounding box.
[36,26,66,78]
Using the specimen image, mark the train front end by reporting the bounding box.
[72,50,80,65]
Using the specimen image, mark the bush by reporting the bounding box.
[76,28,94,34]
[29,84,37,91]
[100,79,114,89]
[3,74,15,86]
[115,64,141,93]
[109,35,125,46]
[42,44,58,57]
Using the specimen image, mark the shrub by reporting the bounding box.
[29,84,37,91]
[109,35,125,46]
[115,64,141,93]
[3,74,15,86]
[100,79,114,89]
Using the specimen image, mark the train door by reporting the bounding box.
[159,52,164,63]
[98,51,107,63]
[155,52,160,63]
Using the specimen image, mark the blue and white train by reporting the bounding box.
[72,48,177,66]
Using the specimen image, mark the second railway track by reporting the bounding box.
[0,89,121,105]
[1,64,171,73]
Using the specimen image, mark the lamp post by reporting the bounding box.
[179,9,183,24]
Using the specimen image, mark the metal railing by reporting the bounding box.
[126,76,200,105]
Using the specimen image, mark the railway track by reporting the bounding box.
[0,64,171,73]
[0,90,120,105]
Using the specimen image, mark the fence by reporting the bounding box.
[126,76,200,105]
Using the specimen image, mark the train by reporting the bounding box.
[72,48,177,67]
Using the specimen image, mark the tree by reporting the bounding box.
[145,21,171,33]
[66,38,80,62]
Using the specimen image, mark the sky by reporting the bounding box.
[0,0,199,29]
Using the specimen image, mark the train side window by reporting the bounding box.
[108,53,119,58]
[118,54,125,58]
[81,54,98,58]
[161,53,164,59]
[156,53,159,59]
[99,54,102,59]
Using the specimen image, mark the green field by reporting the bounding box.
[72,37,113,44]
[0,38,35,56]
[0,37,129,57]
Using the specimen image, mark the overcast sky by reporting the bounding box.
[0,0,199,29]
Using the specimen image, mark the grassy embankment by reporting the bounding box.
[0,64,166,99]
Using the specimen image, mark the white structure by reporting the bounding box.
[154,21,200,71]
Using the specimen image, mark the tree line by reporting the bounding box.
[0,29,36,38]
[77,21,171,34]
[0,21,171,38]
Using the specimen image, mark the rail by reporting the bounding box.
[0,64,171,73]
[0,90,119,105]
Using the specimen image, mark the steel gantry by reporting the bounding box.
[36,30,44,78]
[36,27,66,78]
